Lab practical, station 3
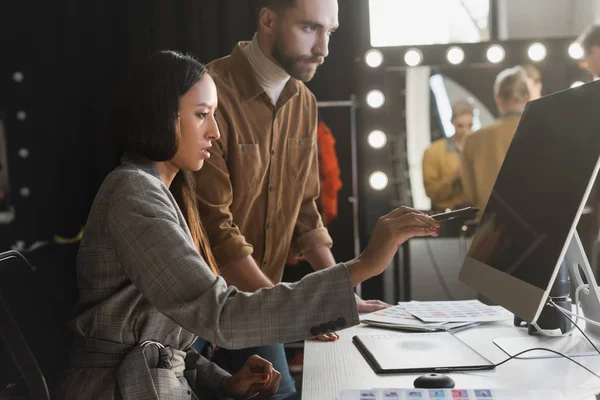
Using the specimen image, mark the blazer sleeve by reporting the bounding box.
[107,177,359,350]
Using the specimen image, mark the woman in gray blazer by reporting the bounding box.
[58,51,440,400]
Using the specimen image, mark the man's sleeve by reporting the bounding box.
[294,115,333,254]
[194,112,253,267]
[461,137,476,206]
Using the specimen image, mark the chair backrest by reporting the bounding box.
[0,250,70,400]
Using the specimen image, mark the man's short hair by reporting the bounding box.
[451,100,474,121]
[578,25,600,54]
[257,0,298,13]
[522,63,541,83]
[494,66,530,104]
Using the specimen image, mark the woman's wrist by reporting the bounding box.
[345,258,375,286]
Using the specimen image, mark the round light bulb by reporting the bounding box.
[527,42,547,62]
[20,187,31,197]
[365,49,384,68]
[366,90,385,109]
[12,71,24,83]
[369,171,389,191]
[18,148,29,158]
[404,49,423,67]
[446,46,465,65]
[368,130,387,149]
[486,45,505,64]
[569,42,584,60]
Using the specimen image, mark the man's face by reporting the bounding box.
[271,0,339,82]
[451,114,473,138]
[584,45,600,78]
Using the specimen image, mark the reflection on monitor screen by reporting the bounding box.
[460,80,600,323]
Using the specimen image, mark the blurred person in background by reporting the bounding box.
[422,100,474,212]
[461,66,530,216]
[523,63,543,100]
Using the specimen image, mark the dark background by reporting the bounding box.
[0,0,360,267]
[0,1,592,302]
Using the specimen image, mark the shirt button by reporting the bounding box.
[263,260,268,266]
[299,139,304,146]
[271,149,275,156]
[241,146,247,153]
[266,223,272,229]
[269,185,274,192]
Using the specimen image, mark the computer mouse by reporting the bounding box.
[413,373,455,389]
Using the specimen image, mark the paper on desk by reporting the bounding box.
[360,305,479,332]
[337,388,566,400]
[401,300,513,323]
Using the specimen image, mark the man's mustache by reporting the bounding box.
[298,56,324,65]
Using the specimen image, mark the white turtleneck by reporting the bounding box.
[242,34,291,105]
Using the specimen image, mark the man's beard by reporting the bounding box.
[272,37,323,82]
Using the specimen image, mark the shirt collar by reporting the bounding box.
[230,42,301,104]
[446,136,459,154]
[501,110,523,118]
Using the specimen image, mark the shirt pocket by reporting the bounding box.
[287,137,315,187]
[231,143,262,190]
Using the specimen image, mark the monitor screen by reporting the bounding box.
[460,80,600,322]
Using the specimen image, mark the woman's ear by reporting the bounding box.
[175,114,182,136]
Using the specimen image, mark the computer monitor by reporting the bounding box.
[459,80,600,325]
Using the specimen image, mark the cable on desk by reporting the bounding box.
[425,239,455,301]
[459,299,600,381]
[495,347,600,380]
[549,298,600,356]
[448,347,600,380]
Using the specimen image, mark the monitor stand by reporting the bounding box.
[565,231,600,338]
[494,232,600,358]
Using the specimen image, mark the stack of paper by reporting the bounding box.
[361,300,512,332]
[338,388,566,400]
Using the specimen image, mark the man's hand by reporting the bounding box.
[310,332,339,342]
[355,293,391,313]
[218,355,281,399]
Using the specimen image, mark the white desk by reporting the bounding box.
[302,319,600,399]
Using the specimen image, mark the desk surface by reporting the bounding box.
[302,318,600,399]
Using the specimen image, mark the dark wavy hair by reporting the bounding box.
[113,50,219,275]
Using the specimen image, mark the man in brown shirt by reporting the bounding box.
[461,66,531,216]
[193,0,388,396]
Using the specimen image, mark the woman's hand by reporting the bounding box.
[310,332,340,341]
[346,206,439,286]
[218,355,281,399]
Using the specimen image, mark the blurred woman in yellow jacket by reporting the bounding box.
[422,100,474,211]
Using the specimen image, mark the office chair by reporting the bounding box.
[0,250,70,400]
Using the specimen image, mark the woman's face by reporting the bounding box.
[172,73,220,171]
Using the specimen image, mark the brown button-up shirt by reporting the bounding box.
[195,42,332,283]
[461,114,521,216]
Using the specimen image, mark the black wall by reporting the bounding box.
[0,1,362,270]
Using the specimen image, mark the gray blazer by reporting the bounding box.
[59,157,359,399]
